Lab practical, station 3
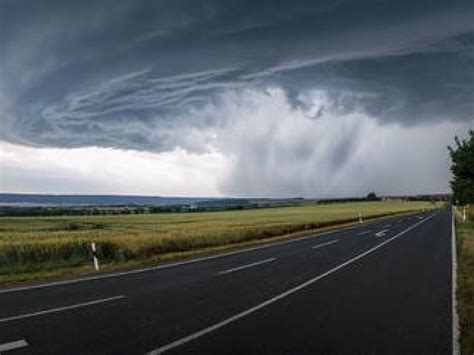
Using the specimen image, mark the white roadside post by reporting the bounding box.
[358,212,363,224]
[463,207,466,222]
[91,242,100,271]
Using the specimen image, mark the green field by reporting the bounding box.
[0,201,438,285]
[456,207,474,354]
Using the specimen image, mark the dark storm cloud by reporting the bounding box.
[0,0,473,151]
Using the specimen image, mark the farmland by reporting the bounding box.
[0,201,438,285]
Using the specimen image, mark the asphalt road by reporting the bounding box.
[0,206,454,354]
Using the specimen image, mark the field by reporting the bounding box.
[456,207,474,354]
[0,201,438,285]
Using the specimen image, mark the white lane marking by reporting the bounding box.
[0,339,28,353]
[375,229,389,237]
[382,224,391,228]
[312,239,340,249]
[451,207,460,355]
[0,295,125,324]
[146,214,436,355]
[218,258,276,275]
[357,230,372,235]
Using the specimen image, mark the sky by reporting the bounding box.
[0,0,473,198]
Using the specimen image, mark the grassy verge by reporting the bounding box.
[0,201,438,286]
[455,207,474,354]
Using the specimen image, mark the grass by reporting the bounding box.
[0,201,438,286]
[455,206,474,354]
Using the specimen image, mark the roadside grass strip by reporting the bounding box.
[455,208,474,354]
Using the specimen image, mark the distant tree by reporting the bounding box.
[449,130,474,205]
[366,192,377,200]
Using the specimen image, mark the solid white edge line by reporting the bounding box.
[311,239,340,249]
[0,295,125,324]
[451,207,460,355]
[0,211,428,295]
[218,258,276,275]
[146,213,436,355]
[0,339,28,352]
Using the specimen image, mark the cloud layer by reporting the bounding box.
[0,0,473,196]
[1,89,469,197]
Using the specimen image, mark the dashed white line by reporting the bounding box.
[218,258,276,275]
[146,214,435,354]
[0,295,125,324]
[312,239,340,249]
[0,339,28,353]
[357,230,372,235]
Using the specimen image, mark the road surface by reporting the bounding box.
[0,206,454,354]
